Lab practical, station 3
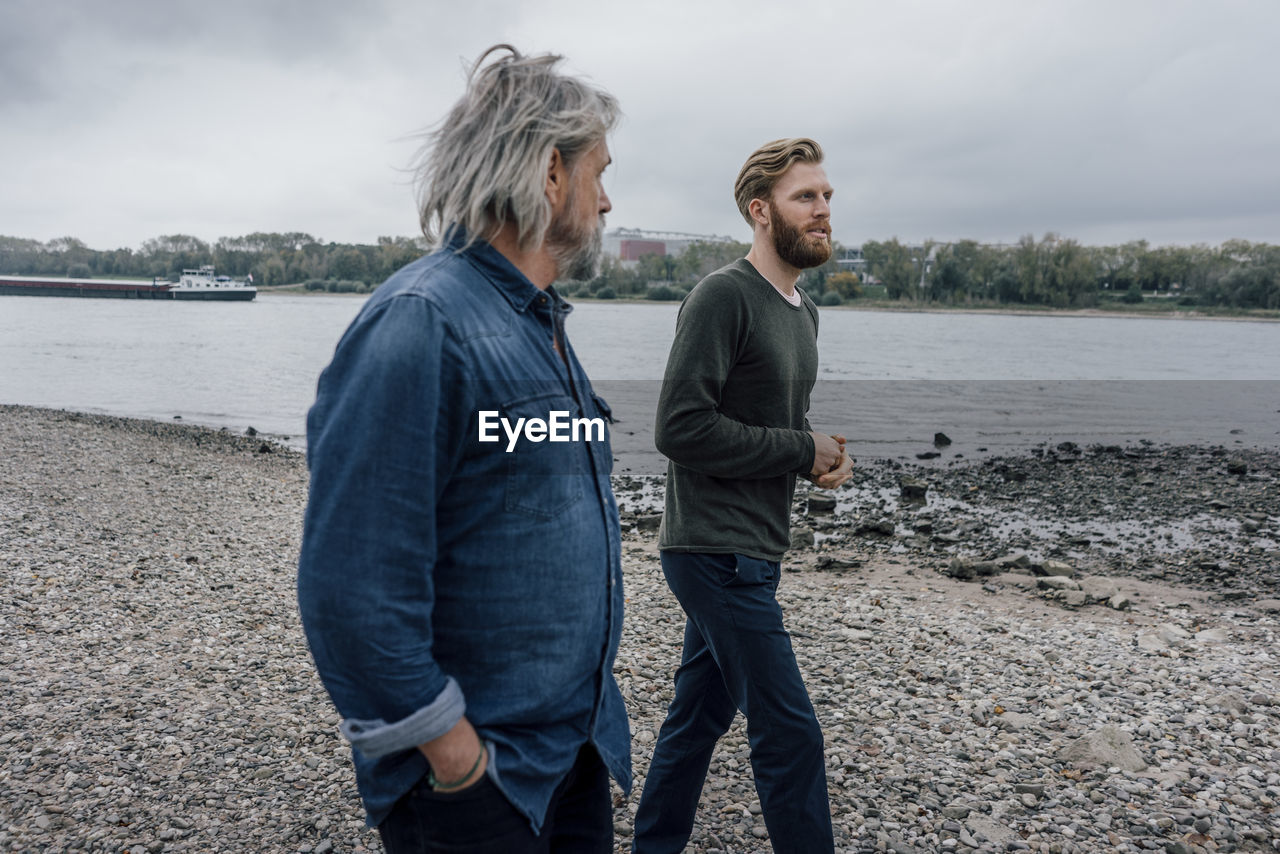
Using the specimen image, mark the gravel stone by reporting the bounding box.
[3,405,1279,853]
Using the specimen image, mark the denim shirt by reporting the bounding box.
[297,231,631,831]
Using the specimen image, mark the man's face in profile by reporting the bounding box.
[767,161,833,270]
[548,139,613,281]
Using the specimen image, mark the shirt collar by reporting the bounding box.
[445,226,557,315]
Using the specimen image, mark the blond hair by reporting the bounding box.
[415,45,620,251]
[733,138,825,226]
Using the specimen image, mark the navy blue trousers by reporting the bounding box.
[632,552,833,854]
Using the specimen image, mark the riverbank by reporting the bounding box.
[254,286,1280,322]
[563,293,1280,322]
[820,300,1280,323]
[2,406,1277,853]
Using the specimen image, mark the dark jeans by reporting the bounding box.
[633,552,833,854]
[379,744,611,854]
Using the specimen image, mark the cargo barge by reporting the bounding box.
[0,274,173,299]
[0,266,256,301]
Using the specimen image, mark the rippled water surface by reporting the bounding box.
[1,294,1277,471]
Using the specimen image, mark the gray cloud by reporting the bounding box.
[1,0,1277,250]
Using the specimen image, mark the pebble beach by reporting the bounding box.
[2,405,1278,854]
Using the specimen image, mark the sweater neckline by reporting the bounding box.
[737,258,806,311]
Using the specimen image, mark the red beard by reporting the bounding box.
[770,208,831,269]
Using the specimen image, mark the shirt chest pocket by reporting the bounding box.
[502,393,589,519]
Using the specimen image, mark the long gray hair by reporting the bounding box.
[415,45,620,252]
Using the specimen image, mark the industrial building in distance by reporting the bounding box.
[602,228,737,264]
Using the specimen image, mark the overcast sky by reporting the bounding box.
[2,0,1277,252]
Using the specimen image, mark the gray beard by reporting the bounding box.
[549,218,604,281]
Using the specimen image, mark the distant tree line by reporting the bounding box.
[559,239,855,306]
[563,233,1279,310]
[0,233,426,294]
[0,232,845,303]
[860,235,1280,310]
[3,231,1276,309]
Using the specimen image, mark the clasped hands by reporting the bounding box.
[807,431,853,489]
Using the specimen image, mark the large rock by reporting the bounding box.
[1059,725,1146,772]
[1078,576,1119,602]
[971,560,1001,577]
[995,553,1032,571]
[993,711,1035,731]
[856,519,896,537]
[807,493,837,514]
[948,558,1001,578]
[1034,559,1076,577]
[899,476,929,502]
[1136,623,1192,653]
[1210,691,1249,713]
[1005,574,1040,591]
[789,526,815,549]
[1059,590,1089,608]
[1156,623,1192,645]
[634,513,663,533]
[1195,628,1230,644]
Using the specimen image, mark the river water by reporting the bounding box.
[1,293,1277,474]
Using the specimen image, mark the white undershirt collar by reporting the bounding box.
[770,282,803,307]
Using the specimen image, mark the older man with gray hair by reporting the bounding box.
[297,45,629,853]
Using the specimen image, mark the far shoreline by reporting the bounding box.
[257,286,1280,322]
[567,295,1280,323]
[816,301,1280,323]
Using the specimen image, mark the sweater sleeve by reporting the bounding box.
[803,291,818,436]
[654,275,814,479]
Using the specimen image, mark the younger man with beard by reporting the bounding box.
[633,138,852,854]
[298,46,629,853]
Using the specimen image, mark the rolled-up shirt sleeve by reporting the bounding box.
[338,677,465,758]
[297,293,471,758]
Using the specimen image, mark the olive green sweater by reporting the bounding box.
[656,258,819,561]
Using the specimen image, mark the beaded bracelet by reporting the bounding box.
[428,744,487,791]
